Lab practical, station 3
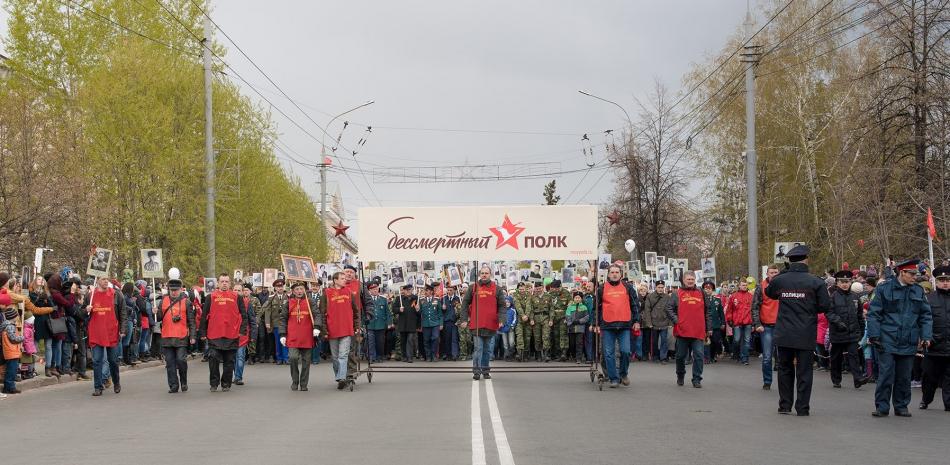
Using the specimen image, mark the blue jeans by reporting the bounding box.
[45,338,62,369]
[3,359,19,391]
[634,332,643,359]
[273,329,288,362]
[119,322,133,358]
[312,341,321,364]
[91,345,120,391]
[601,328,631,383]
[329,337,351,381]
[874,351,914,413]
[472,334,494,374]
[733,325,752,362]
[654,328,669,361]
[138,327,152,356]
[760,326,775,384]
[235,346,246,380]
[675,337,705,383]
[423,326,440,360]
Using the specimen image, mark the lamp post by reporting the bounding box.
[319,101,375,226]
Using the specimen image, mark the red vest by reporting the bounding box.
[286,297,315,348]
[325,288,355,339]
[601,282,631,323]
[206,290,240,340]
[673,288,706,339]
[470,282,500,332]
[160,296,189,339]
[88,288,119,348]
[759,279,779,325]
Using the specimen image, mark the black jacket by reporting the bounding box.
[392,295,419,333]
[826,288,864,343]
[927,290,950,357]
[764,262,830,350]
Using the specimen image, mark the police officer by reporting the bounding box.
[921,265,950,411]
[826,270,871,389]
[867,259,933,417]
[764,245,830,416]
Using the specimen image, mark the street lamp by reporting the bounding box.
[319,100,375,226]
[578,90,632,128]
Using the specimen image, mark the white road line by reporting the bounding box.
[485,379,516,465]
[472,381,487,465]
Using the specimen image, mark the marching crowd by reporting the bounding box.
[1,246,947,419]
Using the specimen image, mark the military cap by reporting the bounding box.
[785,244,809,262]
[833,270,853,279]
[895,259,920,272]
[933,266,950,279]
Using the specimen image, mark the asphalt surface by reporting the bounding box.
[3,357,947,465]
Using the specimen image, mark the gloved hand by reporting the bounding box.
[313,328,320,337]
[280,337,287,346]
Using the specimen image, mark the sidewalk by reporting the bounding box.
[14,359,165,393]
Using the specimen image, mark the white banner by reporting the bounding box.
[357,205,598,261]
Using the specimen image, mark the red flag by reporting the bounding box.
[927,208,939,240]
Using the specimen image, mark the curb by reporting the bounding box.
[15,360,165,392]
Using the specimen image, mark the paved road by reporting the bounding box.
[3,358,946,465]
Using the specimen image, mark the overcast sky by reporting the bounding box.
[2,0,754,231]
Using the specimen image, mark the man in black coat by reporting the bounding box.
[826,270,871,389]
[764,245,831,416]
[921,265,950,411]
[392,284,419,362]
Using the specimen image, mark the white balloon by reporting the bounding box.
[168,267,181,280]
[624,239,636,253]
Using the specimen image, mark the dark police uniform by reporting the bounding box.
[764,245,830,416]
[922,266,950,410]
[826,270,870,388]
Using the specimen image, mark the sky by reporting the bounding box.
[1,0,755,234]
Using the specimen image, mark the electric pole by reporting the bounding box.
[741,9,762,280]
[202,16,216,277]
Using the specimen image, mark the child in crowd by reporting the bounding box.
[498,297,517,361]
[566,292,590,364]
[20,315,37,380]
[2,307,25,395]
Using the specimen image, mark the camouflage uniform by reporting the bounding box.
[512,288,533,359]
[528,288,551,360]
[457,320,471,360]
[547,287,572,360]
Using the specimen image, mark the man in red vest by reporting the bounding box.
[85,276,127,397]
[280,282,322,391]
[200,274,247,392]
[667,271,712,388]
[461,266,506,380]
[343,265,373,382]
[321,272,361,389]
[156,272,196,393]
[753,264,781,389]
[726,278,754,364]
[593,264,641,388]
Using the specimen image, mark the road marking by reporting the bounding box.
[485,379,516,465]
[472,381,486,465]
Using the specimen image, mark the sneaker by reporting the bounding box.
[762,384,771,390]
[871,410,888,417]
[291,383,299,391]
[337,380,347,390]
[621,376,630,386]
[833,383,841,388]
[168,388,178,394]
[0,392,7,399]
[234,379,244,386]
[483,373,491,380]
[609,381,619,388]
[895,410,912,417]
[92,389,103,397]
[777,408,791,415]
[300,386,308,391]
[692,381,702,388]
[181,385,188,392]
[210,386,218,392]
[910,380,922,388]
[472,373,481,381]
[919,402,928,410]
[221,386,231,392]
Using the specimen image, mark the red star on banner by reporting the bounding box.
[489,214,526,250]
[606,210,621,226]
[333,221,350,237]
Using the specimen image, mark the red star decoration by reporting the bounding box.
[606,210,621,226]
[333,221,350,237]
[489,214,526,250]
